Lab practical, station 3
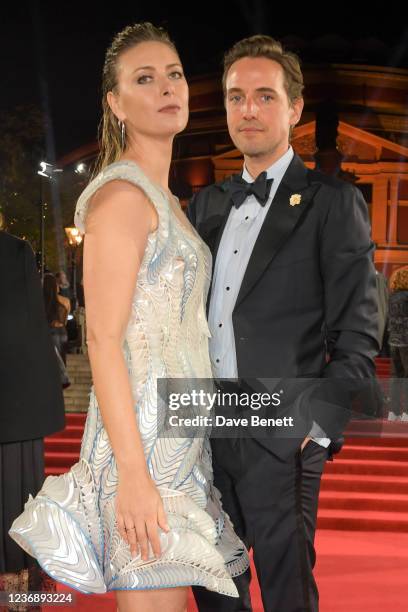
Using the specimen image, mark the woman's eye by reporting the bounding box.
[137,74,153,84]
[169,71,184,79]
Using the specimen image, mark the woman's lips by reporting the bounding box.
[158,105,181,113]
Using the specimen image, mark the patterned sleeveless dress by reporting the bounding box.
[9,160,249,596]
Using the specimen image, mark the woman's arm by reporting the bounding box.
[83,179,168,560]
[56,295,70,326]
[59,295,71,315]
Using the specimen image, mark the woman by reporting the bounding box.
[55,270,71,301]
[55,270,71,299]
[43,273,70,364]
[9,22,249,612]
[388,266,408,421]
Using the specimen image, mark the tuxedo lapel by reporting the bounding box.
[234,155,321,310]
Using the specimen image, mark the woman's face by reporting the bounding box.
[108,41,189,141]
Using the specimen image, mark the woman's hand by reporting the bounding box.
[115,469,170,561]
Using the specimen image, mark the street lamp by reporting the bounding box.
[64,226,83,312]
[75,162,87,175]
[37,160,63,280]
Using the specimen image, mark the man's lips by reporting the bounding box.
[239,127,264,132]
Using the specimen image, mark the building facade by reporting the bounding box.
[58,63,408,278]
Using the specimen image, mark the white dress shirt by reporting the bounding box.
[208,146,330,448]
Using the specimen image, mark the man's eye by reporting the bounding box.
[229,96,241,103]
[137,75,153,84]
[261,95,273,102]
[169,71,184,79]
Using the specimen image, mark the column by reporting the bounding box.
[371,175,388,244]
[388,176,399,245]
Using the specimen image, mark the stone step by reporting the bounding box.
[63,396,87,407]
[64,393,91,404]
[67,365,92,374]
[66,354,89,363]
[68,385,90,396]
[64,403,88,413]
[66,355,91,368]
[71,374,93,383]
[69,376,92,389]
[64,382,92,393]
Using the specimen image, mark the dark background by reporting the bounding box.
[2,0,408,158]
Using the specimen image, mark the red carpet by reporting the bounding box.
[317,419,408,532]
[42,532,408,611]
[40,357,408,609]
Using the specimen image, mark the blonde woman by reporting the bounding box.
[9,23,249,612]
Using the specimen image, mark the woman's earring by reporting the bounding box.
[119,120,126,148]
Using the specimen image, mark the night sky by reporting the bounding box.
[2,1,407,159]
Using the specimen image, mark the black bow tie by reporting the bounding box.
[228,171,274,209]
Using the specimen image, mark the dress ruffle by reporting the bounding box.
[9,458,248,595]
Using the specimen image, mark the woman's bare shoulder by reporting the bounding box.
[87,179,157,231]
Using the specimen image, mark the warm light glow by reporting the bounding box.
[65,226,83,246]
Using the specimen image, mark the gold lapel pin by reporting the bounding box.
[289,193,302,206]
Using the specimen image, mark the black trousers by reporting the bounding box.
[50,326,68,365]
[0,438,44,573]
[193,437,329,612]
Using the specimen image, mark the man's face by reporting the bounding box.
[225,57,303,159]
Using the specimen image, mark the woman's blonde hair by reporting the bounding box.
[389,266,408,292]
[92,22,177,178]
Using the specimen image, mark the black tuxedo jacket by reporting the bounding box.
[0,231,65,443]
[188,154,380,457]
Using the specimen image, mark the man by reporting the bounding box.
[188,35,379,612]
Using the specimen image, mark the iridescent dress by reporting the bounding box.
[8,161,249,596]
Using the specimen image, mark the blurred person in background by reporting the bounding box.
[43,273,70,365]
[388,266,408,421]
[0,231,65,601]
[55,270,72,301]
